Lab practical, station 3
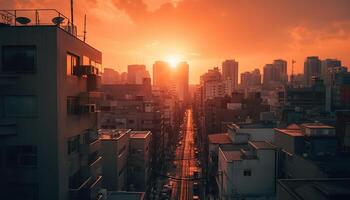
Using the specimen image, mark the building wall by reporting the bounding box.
[101,133,129,190]
[0,26,102,200]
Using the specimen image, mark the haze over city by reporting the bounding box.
[1,1,350,200]
[2,0,350,83]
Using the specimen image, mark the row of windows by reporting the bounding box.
[0,95,37,117]
[1,45,101,75]
[0,145,38,168]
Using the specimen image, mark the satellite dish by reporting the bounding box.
[52,16,65,25]
[16,17,31,25]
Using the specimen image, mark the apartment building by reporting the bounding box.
[217,141,276,200]
[0,9,102,200]
[128,131,152,192]
[100,129,130,191]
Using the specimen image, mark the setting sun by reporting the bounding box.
[165,55,182,68]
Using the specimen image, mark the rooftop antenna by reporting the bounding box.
[83,14,87,42]
[291,59,296,85]
[70,0,74,29]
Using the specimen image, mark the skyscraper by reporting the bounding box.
[153,61,171,89]
[304,56,321,86]
[321,59,342,86]
[273,59,288,84]
[222,59,239,90]
[241,69,261,88]
[127,64,150,84]
[174,62,189,102]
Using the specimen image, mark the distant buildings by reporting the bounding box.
[102,68,120,84]
[240,68,261,88]
[222,59,239,90]
[127,65,150,85]
[153,61,171,89]
[321,58,342,86]
[152,61,189,102]
[304,56,321,86]
[263,59,288,90]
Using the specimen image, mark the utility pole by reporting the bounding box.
[70,0,74,30]
[83,14,87,42]
[291,59,296,85]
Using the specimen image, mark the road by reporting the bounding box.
[171,109,199,200]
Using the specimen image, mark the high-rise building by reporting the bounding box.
[174,62,189,102]
[127,65,150,85]
[321,59,342,86]
[153,61,171,89]
[263,59,288,89]
[241,69,261,88]
[222,59,239,90]
[273,59,288,84]
[102,68,120,84]
[304,56,321,86]
[0,9,102,200]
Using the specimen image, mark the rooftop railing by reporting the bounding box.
[0,9,77,36]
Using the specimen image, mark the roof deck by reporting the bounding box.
[0,9,78,37]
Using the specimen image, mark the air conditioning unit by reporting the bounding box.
[80,104,96,113]
[73,65,98,76]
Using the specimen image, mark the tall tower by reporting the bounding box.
[222,59,239,90]
[304,56,321,86]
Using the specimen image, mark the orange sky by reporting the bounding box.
[2,0,350,83]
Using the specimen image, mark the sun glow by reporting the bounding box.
[165,55,181,68]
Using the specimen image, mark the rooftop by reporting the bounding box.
[222,150,242,161]
[249,141,276,150]
[99,129,131,140]
[278,179,350,200]
[130,131,151,139]
[107,191,145,200]
[226,122,276,130]
[301,123,334,129]
[275,128,304,137]
[208,133,232,144]
[0,9,77,35]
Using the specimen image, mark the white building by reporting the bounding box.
[218,141,276,200]
[128,131,152,191]
[100,129,130,191]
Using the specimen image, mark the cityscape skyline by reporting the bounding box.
[2,1,350,200]
[1,0,350,83]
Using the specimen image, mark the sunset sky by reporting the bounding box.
[2,0,350,83]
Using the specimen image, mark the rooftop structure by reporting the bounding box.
[277,179,350,200]
[99,129,131,140]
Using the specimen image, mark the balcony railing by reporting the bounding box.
[0,9,77,36]
[69,176,102,200]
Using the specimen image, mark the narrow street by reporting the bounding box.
[170,109,199,200]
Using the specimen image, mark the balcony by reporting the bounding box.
[73,65,99,76]
[0,119,17,136]
[87,74,101,92]
[89,156,102,178]
[81,138,100,155]
[69,176,102,200]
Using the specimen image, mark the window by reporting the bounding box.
[67,96,79,115]
[67,135,80,154]
[3,96,37,117]
[2,46,36,72]
[6,145,37,168]
[66,53,79,75]
[243,169,252,176]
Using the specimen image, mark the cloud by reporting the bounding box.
[2,0,350,83]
